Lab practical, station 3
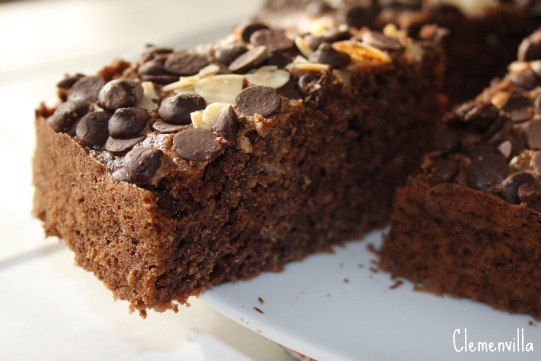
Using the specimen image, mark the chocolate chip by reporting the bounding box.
[229,46,268,74]
[57,74,84,90]
[164,50,210,76]
[235,86,280,117]
[361,31,403,51]
[510,69,539,91]
[214,44,248,65]
[108,107,149,139]
[518,30,541,61]
[502,172,535,204]
[466,152,509,190]
[105,135,145,153]
[48,100,90,132]
[68,76,105,103]
[124,147,163,183]
[345,6,378,28]
[278,78,301,99]
[250,29,293,52]
[524,119,541,149]
[266,51,290,68]
[98,79,144,111]
[502,96,534,123]
[138,57,169,75]
[463,103,500,132]
[531,151,541,173]
[141,45,173,62]
[309,43,350,68]
[518,182,541,211]
[140,74,179,85]
[239,23,269,43]
[212,105,239,144]
[158,93,206,125]
[152,119,189,133]
[173,128,222,162]
[75,111,112,148]
[428,158,459,185]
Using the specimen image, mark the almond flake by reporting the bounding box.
[190,110,204,128]
[295,37,314,58]
[246,66,290,89]
[202,102,229,129]
[291,62,330,72]
[333,41,392,65]
[194,74,245,104]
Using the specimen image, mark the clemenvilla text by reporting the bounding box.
[453,328,534,353]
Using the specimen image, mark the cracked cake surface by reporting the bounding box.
[33,20,445,313]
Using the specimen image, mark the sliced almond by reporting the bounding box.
[198,63,221,77]
[136,81,159,110]
[190,110,204,128]
[246,66,290,89]
[491,91,510,109]
[291,62,330,72]
[163,75,199,92]
[295,37,314,58]
[332,40,392,65]
[202,102,229,129]
[194,74,245,104]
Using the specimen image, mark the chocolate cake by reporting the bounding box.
[257,0,541,104]
[382,29,541,318]
[33,22,445,313]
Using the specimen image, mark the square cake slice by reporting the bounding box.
[33,21,445,314]
[382,29,541,318]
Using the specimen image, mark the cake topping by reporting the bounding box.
[466,152,509,191]
[98,79,144,111]
[212,105,239,144]
[249,29,294,51]
[48,100,90,132]
[68,76,105,103]
[524,119,541,149]
[360,31,403,52]
[502,172,536,204]
[164,50,210,76]
[75,111,111,148]
[214,44,248,65]
[173,128,222,162]
[518,30,541,62]
[309,43,350,68]
[509,67,539,90]
[428,158,459,185]
[158,94,207,125]
[239,22,269,43]
[108,107,149,139]
[246,66,290,89]
[229,45,269,74]
[105,135,146,153]
[124,147,163,184]
[502,96,534,123]
[235,86,280,117]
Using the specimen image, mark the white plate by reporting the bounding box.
[202,231,541,361]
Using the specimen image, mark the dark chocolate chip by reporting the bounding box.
[152,119,189,133]
[98,79,144,111]
[124,147,163,183]
[141,45,173,62]
[164,50,210,76]
[428,158,459,185]
[266,51,291,68]
[214,44,248,65]
[309,43,350,68]
[502,172,535,204]
[463,103,500,132]
[68,76,105,103]
[278,78,301,99]
[239,23,269,43]
[212,105,239,144]
[48,100,90,132]
[502,96,534,123]
[228,46,268,74]
[524,119,541,149]
[158,93,206,125]
[105,135,145,153]
[108,107,149,139]
[361,31,403,51]
[532,151,541,173]
[518,30,541,61]
[235,86,280,117]
[250,29,293,52]
[345,5,378,28]
[57,74,84,90]
[466,152,509,190]
[510,69,539,90]
[140,74,179,85]
[138,57,169,76]
[518,182,541,211]
[173,128,222,162]
[75,111,112,148]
